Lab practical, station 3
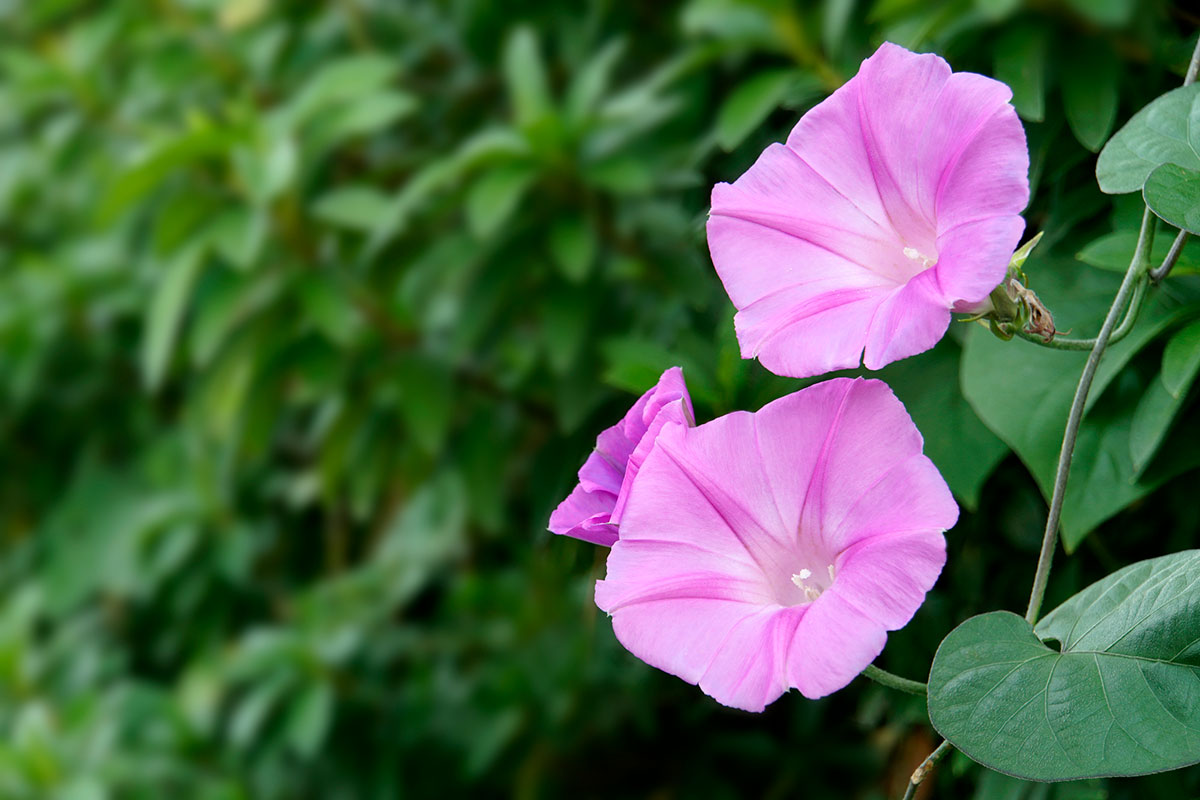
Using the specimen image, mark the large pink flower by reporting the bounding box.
[708,42,1029,378]
[549,367,694,546]
[595,378,957,712]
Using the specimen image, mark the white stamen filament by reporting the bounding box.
[791,567,830,602]
[902,246,937,268]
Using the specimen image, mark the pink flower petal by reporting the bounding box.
[832,531,948,629]
[862,270,951,369]
[787,589,887,699]
[596,378,955,710]
[709,42,1029,378]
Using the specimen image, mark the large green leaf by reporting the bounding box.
[878,339,1008,511]
[1096,84,1200,194]
[961,258,1200,548]
[929,551,1200,781]
[1143,163,1200,235]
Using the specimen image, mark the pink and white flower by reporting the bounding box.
[708,42,1029,378]
[595,378,957,711]
[549,367,694,546]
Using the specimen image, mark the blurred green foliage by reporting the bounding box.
[2,0,1200,797]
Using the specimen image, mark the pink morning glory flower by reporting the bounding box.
[594,378,957,712]
[549,367,695,546]
[708,42,1029,378]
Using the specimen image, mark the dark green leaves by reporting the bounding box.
[1061,45,1119,152]
[1096,84,1200,194]
[1076,230,1200,275]
[961,259,1200,548]
[929,552,1200,781]
[715,69,814,151]
[880,340,1008,511]
[994,24,1047,122]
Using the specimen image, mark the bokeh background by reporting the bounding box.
[3,0,1200,798]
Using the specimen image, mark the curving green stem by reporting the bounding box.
[1024,208,1156,625]
[1150,230,1189,284]
[861,664,927,696]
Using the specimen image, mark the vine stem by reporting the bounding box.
[900,739,953,800]
[1149,230,1189,283]
[861,664,927,696]
[1024,208,1156,625]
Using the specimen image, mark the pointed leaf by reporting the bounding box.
[994,25,1046,122]
[143,246,205,390]
[503,26,553,127]
[1062,45,1118,152]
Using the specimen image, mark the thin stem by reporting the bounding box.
[1024,208,1156,625]
[1150,230,1189,283]
[1187,33,1200,85]
[861,664,927,696]
[900,739,953,800]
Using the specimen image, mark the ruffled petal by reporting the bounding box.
[786,589,887,699]
[831,530,947,629]
[827,452,959,553]
[937,215,1026,308]
[796,380,931,554]
[862,269,952,369]
[935,94,1030,233]
[853,43,952,242]
[548,483,619,546]
[610,419,793,575]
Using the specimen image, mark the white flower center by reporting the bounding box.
[790,563,837,602]
[902,246,937,268]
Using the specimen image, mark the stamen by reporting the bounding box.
[827,564,837,583]
[791,569,823,602]
[902,246,937,268]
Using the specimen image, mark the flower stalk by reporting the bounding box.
[861,664,927,696]
[1024,207,1156,625]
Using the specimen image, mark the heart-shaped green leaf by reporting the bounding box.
[929,551,1200,781]
[1096,84,1200,194]
[1144,162,1200,234]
